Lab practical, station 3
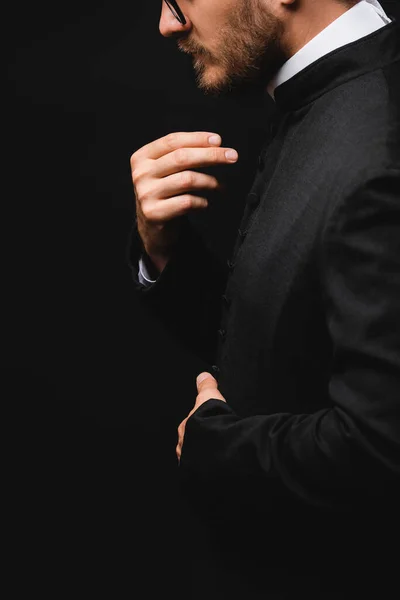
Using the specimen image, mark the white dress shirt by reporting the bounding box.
[267,0,392,99]
[138,0,391,286]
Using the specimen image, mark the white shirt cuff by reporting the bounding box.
[138,256,158,286]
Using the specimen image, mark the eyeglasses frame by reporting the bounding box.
[164,0,187,25]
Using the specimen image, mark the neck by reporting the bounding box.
[281,1,354,59]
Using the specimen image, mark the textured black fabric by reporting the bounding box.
[128,20,400,599]
[127,214,229,365]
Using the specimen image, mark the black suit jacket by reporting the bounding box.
[128,20,400,599]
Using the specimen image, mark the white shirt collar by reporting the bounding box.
[267,0,392,100]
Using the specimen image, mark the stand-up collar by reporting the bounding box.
[273,20,400,112]
[267,0,392,100]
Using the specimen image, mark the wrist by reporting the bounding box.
[142,251,169,277]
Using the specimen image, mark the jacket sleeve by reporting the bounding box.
[179,169,400,511]
[126,214,229,366]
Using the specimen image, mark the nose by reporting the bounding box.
[159,2,192,37]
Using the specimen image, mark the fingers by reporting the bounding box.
[139,194,209,223]
[153,145,238,179]
[176,441,182,463]
[130,130,237,262]
[133,131,223,162]
[131,131,235,225]
[138,169,223,222]
[196,372,218,390]
[176,418,187,461]
[196,373,226,404]
[136,170,224,222]
[153,169,223,199]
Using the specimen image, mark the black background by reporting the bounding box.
[8,1,275,417]
[8,1,400,595]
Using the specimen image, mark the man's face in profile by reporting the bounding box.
[159,0,286,96]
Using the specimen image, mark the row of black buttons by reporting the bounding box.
[211,148,269,377]
[211,290,231,374]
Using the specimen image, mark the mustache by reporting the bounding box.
[177,38,206,55]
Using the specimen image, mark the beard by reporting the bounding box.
[177,0,286,97]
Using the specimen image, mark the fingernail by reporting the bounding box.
[208,135,221,145]
[197,373,210,384]
[225,149,238,161]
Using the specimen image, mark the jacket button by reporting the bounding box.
[270,123,278,136]
[222,294,231,308]
[211,364,220,375]
[218,328,226,340]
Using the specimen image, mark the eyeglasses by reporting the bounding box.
[164,0,187,25]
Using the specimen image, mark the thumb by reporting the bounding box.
[196,371,217,388]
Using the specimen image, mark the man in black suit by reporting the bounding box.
[128,1,400,598]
